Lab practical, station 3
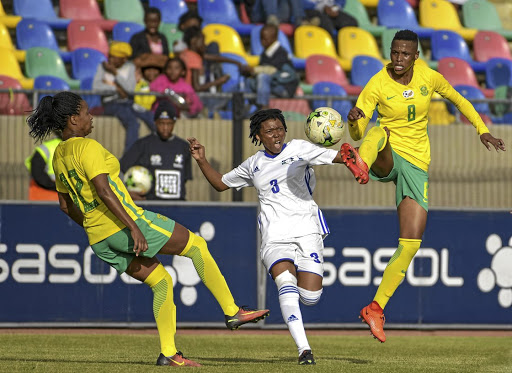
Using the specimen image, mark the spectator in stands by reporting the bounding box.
[92,41,155,152]
[134,61,163,111]
[173,10,203,54]
[244,24,299,109]
[130,7,169,68]
[304,0,358,35]
[120,101,191,201]
[150,57,203,118]
[250,0,306,27]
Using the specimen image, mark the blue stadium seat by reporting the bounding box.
[220,52,246,93]
[80,77,102,110]
[13,0,71,30]
[149,0,188,25]
[34,76,70,101]
[250,24,305,70]
[377,0,434,38]
[197,0,255,36]
[71,48,107,81]
[112,22,145,43]
[16,19,71,62]
[485,58,512,89]
[350,55,383,87]
[454,84,490,114]
[431,30,486,73]
[311,82,352,122]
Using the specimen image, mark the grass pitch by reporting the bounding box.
[0,330,510,373]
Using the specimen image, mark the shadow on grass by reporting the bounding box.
[0,357,152,366]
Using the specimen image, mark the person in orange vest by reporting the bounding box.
[25,135,62,200]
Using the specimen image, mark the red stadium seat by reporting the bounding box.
[0,75,32,115]
[473,31,512,63]
[305,55,361,96]
[67,21,109,56]
[437,57,494,98]
[60,0,118,31]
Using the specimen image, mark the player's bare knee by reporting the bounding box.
[298,287,323,306]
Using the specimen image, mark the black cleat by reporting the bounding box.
[156,351,201,367]
[224,305,270,330]
[298,350,316,365]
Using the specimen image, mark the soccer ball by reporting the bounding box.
[123,166,152,194]
[305,107,345,147]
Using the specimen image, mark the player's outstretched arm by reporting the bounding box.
[187,137,229,192]
[480,133,506,152]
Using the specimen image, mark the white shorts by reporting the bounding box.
[261,234,324,277]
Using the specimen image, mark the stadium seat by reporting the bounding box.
[343,0,386,37]
[104,0,144,24]
[294,25,340,65]
[305,55,361,96]
[159,23,183,53]
[202,24,259,66]
[454,84,491,116]
[113,22,145,43]
[80,77,102,112]
[350,55,383,87]
[71,48,107,81]
[430,30,486,73]
[59,0,118,31]
[0,48,34,89]
[462,0,512,41]
[0,23,25,62]
[485,58,512,89]
[473,31,512,63]
[67,21,109,57]
[16,19,71,62]
[25,47,80,89]
[381,28,437,69]
[377,0,434,39]
[250,24,305,70]
[437,57,494,98]
[34,76,71,101]
[0,75,32,115]
[337,27,384,71]
[419,0,477,41]
[220,52,246,92]
[197,0,255,36]
[312,82,352,122]
[0,1,21,28]
[13,0,71,30]
[149,0,188,25]
[359,0,379,6]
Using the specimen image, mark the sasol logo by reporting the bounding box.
[321,247,463,287]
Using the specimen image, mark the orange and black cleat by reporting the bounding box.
[156,351,202,367]
[359,301,386,343]
[225,305,270,330]
[340,143,369,184]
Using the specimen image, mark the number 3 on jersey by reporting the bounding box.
[270,179,280,193]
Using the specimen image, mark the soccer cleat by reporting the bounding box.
[298,350,316,365]
[156,351,202,367]
[224,305,270,330]
[359,301,386,343]
[340,143,369,184]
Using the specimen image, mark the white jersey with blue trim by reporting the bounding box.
[222,139,339,244]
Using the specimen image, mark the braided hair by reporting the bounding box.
[249,109,287,146]
[27,92,82,143]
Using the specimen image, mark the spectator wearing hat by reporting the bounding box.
[120,101,192,201]
[93,41,156,152]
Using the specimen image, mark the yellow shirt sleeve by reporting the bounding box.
[349,75,380,141]
[432,71,490,135]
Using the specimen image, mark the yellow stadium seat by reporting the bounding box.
[419,0,477,41]
[294,25,340,63]
[202,24,259,66]
[0,23,25,62]
[337,27,384,70]
[359,0,379,6]
[0,2,21,28]
[0,48,33,89]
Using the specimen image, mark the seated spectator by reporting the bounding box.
[120,101,191,201]
[150,57,203,118]
[134,60,163,111]
[305,0,358,35]
[130,7,169,69]
[92,41,155,152]
[173,9,203,54]
[244,24,299,109]
[250,0,306,27]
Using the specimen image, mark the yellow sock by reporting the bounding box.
[180,231,239,316]
[144,264,177,357]
[374,238,421,309]
[358,126,388,168]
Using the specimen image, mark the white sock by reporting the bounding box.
[275,271,311,355]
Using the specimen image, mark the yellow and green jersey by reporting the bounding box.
[350,62,490,171]
[53,137,144,245]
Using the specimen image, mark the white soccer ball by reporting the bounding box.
[305,107,345,147]
[123,166,152,194]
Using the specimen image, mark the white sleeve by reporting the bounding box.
[221,158,254,190]
[299,140,339,166]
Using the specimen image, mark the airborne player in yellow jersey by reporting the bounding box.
[340,30,506,343]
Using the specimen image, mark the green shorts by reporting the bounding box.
[91,210,176,274]
[370,149,429,211]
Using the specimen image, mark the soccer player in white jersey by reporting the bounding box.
[188,109,347,365]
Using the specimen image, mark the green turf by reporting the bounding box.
[0,333,510,372]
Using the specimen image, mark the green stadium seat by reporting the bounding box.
[25,47,80,89]
[462,0,512,41]
[343,0,386,37]
[104,0,144,25]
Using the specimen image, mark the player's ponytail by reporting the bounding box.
[27,92,82,143]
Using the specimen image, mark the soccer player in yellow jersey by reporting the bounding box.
[339,30,506,343]
[26,92,269,366]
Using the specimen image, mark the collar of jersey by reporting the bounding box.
[264,143,286,158]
